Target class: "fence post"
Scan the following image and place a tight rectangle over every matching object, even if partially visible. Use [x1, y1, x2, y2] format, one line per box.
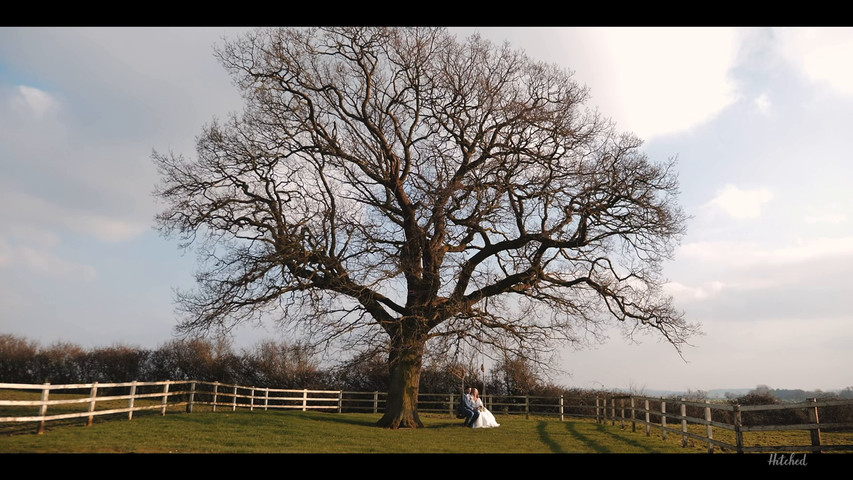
[373, 391, 378, 414]
[610, 397, 616, 426]
[250, 387, 255, 412]
[449, 393, 455, 418]
[232, 385, 238, 412]
[560, 395, 564, 422]
[187, 382, 196, 413]
[595, 397, 600, 423]
[213, 382, 219, 412]
[661, 399, 667, 441]
[525, 395, 530, 419]
[705, 400, 713, 453]
[264, 388, 269, 411]
[644, 398, 650, 436]
[160, 381, 170, 416]
[733, 404, 743, 453]
[337, 391, 343, 414]
[37, 382, 50, 435]
[630, 396, 636, 432]
[87, 382, 99, 427]
[808, 398, 822, 453]
[128, 381, 137, 420]
[680, 398, 687, 448]
[619, 397, 625, 430]
[302, 389, 308, 411]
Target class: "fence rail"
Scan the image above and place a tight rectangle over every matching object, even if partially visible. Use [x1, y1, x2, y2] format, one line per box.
[2, 381, 852, 452]
[597, 395, 853, 453]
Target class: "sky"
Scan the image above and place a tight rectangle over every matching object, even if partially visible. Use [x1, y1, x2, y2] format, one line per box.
[1, 27, 851, 393]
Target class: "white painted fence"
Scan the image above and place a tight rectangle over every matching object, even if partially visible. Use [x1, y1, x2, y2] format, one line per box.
[3, 380, 852, 453]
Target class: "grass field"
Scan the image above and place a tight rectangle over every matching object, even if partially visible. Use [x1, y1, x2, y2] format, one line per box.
[2, 389, 851, 455]
[0, 408, 715, 454]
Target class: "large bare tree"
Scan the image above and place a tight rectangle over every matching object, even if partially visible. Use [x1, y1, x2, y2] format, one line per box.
[153, 27, 696, 428]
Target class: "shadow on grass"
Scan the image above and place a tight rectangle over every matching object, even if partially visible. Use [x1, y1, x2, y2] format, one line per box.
[317, 412, 476, 432]
[295, 411, 379, 428]
[536, 420, 566, 453]
[0, 422, 43, 436]
[1, 408, 172, 437]
[427, 421, 470, 430]
[237, 410, 469, 431]
[564, 421, 611, 453]
[589, 422, 659, 453]
[535, 419, 651, 453]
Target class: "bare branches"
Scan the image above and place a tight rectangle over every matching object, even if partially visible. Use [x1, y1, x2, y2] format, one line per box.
[154, 26, 696, 366]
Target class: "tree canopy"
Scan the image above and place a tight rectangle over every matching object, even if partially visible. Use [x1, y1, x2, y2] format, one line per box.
[154, 27, 696, 428]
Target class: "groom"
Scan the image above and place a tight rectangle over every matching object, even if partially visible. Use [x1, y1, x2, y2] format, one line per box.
[460, 387, 479, 427]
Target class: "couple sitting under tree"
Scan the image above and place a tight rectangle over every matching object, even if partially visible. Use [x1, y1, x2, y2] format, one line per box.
[459, 387, 500, 428]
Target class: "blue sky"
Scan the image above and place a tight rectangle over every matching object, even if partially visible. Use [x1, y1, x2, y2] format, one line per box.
[1, 27, 851, 393]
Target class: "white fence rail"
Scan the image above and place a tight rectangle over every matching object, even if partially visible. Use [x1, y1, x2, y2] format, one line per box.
[0, 380, 591, 427]
[0, 380, 359, 433]
[3, 380, 852, 453]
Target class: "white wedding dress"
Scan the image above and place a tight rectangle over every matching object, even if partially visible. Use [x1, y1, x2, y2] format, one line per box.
[472, 398, 500, 428]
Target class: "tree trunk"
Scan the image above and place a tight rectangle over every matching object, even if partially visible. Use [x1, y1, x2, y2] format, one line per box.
[376, 335, 425, 429]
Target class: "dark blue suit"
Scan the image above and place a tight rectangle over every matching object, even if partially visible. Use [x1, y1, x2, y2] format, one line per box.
[461, 392, 479, 427]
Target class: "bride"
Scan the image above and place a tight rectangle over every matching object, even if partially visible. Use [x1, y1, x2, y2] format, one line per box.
[471, 388, 500, 428]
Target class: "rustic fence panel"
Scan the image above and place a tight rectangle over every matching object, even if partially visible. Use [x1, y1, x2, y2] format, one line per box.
[609, 395, 853, 453]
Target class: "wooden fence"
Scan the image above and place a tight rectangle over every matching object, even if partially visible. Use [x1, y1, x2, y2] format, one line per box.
[2, 380, 851, 453]
[598, 395, 853, 453]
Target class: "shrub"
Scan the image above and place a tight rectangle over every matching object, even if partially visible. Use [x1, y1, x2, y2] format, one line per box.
[0, 334, 38, 383]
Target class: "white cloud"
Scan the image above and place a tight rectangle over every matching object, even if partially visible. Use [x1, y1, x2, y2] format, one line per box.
[773, 236, 853, 263]
[76, 214, 150, 243]
[588, 27, 738, 139]
[678, 236, 853, 269]
[669, 235, 853, 299]
[805, 213, 847, 224]
[0, 237, 97, 283]
[11, 85, 60, 119]
[778, 27, 853, 96]
[754, 93, 772, 114]
[0, 190, 148, 244]
[708, 184, 774, 219]
[449, 27, 739, 141]
[664, 280, 726, 301]
[20, 246, 97, 282]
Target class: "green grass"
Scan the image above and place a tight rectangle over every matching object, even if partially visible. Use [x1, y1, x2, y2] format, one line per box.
[0, 409, 715, 454]
[2, 388, 850, 454]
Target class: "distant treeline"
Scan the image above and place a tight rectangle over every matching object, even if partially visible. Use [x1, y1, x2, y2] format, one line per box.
[681, 386, 853, 426]
[682, 385, 853, 403]
[726, 385, 853, 402]
[2, 333, 850, 415]
[0, 333, 589, 398]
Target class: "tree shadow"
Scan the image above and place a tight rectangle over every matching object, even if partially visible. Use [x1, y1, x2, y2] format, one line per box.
[589, 423, 659, 453]
[429, 421, 470, 430]
[305, 411, 468, 430]
[564, 421, 611, 453]
[536, 420, 566, 453]
[300, 412, 379, 427]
